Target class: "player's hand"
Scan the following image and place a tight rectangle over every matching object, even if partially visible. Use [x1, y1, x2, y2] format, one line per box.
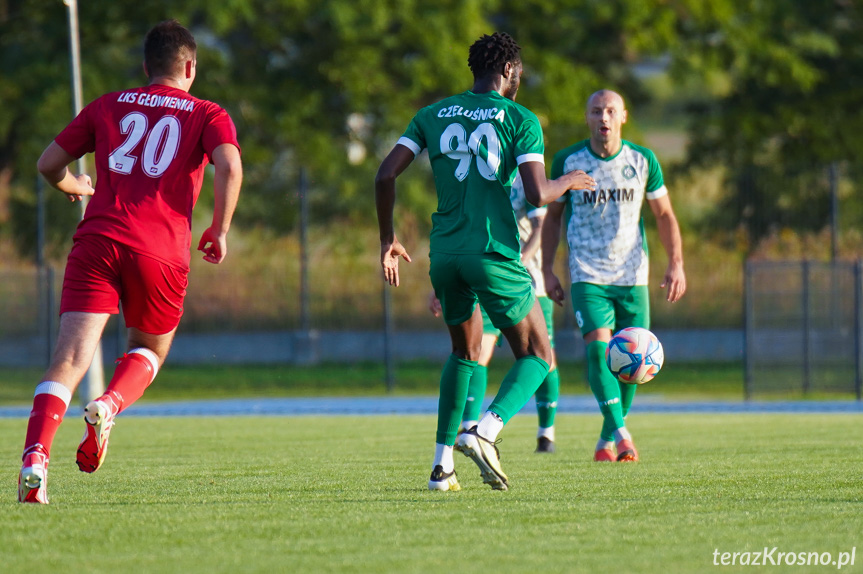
[565, 169, 596, 191]
[197, 226, 228, 264]
[544, 271, 566, 306]
[660, 261, 686, 303]
[428, 292, 442, 317]
[381, 237, 411, 287]
[66, 174, 94, 202]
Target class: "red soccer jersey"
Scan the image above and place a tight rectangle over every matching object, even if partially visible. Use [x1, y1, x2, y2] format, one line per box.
[54, 84, 240, 271]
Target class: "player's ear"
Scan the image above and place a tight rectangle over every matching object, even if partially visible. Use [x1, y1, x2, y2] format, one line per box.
[502, 61, 513, 79]
[184, 59, 195, 80]
[142, 61, 150, 78]
[621, 108, 628, 124]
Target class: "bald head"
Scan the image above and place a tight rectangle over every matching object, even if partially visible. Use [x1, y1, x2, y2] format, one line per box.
[585, 90, 628, 157]
[586, 90, 625, 112]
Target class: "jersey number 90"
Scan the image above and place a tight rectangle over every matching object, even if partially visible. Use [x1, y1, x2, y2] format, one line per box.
[440, 122, 500, 182]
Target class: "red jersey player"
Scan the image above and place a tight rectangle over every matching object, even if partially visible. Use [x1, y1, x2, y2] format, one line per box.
[18, 20, 243, 504]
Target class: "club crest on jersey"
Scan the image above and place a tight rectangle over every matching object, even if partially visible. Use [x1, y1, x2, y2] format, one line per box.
[622, 165, 636, 180]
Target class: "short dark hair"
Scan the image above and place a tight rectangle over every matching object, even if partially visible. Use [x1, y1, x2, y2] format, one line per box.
[144, 20, 197, 78]
[467, 32, 521, 79]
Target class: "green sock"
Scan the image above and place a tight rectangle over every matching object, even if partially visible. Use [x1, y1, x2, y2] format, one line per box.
[587, 341, 625, 441]
[535, 367, 559, 428]
[619, 380, 637, 418]
[488, 355, 550, 424]
[436, 354, 477, 445]
[462, 364, 488, 423]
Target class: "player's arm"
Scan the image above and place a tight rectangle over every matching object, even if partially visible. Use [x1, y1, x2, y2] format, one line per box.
[541, 200, 567, 306]
[648, 194, 686, 303]
[198, 143, 242, 264]
[428, 291, 442, 317]
[374, 144, 415, 287]
[36, 141, 94, 202]
[518, 162, 595, 207]
[520, 210, 545, 265]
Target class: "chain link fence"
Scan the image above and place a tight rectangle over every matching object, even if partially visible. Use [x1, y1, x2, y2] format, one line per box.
[744, 260, 863, 398]
[0, 250, 743, 369]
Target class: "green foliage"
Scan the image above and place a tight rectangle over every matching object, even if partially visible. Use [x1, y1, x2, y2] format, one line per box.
[0, 0, 696, 255]
[2, 0, 863, 259]
[673, 0, 863, 248]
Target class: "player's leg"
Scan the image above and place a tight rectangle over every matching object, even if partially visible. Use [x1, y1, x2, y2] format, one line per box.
[76, 328, 176, 473]
[534, 295, 558, 453]
[428, 253, 480, 491]
[19, 312, 111, 503]
[457, 256, 549, 489]
[610, 286, 651, 461]
[586, 328, 626, 461]
[77, 249, 185, 473]
[572, 283, 629, 462]
[460, 308, 499, 434]
[19, 237, 118, 503]
[490, 301, 551, 426]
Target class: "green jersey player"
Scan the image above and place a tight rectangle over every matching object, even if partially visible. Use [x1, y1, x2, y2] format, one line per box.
[542, 90, 686, 463]
[430, 173, 561, 454]
[375, 32, 594, 491]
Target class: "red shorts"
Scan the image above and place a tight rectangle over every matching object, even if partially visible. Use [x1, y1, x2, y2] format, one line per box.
[60, 236, 188, 335]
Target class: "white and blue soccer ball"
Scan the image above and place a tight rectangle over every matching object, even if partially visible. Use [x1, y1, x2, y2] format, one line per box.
[605, 327, 664, 384]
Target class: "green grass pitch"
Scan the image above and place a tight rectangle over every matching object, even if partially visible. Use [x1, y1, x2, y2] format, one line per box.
[1, 413, 861, 573]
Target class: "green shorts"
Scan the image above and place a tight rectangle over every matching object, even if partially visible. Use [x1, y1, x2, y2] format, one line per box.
[570, 282, 649, 336]
[480, 305, 501, 337]
[480, 295, 554, 347]
[429, 252, 535, 329]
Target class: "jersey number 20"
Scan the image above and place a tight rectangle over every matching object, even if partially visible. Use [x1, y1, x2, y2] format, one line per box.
[109, 112, 181, 178]
[440, 122, 500, 182]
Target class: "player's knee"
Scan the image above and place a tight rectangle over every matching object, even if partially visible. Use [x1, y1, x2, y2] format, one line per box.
[534, 345, 553, 367]
[47, 352, 91, 380]
[526, 333, 552, 365]
[453, 342, 483, 362]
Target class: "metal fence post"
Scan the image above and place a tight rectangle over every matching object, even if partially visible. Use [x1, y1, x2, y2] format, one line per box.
[856, 259, 862, 401]
[743, 259, 752, 400]
[66, 0, 104, 405]
[802, 260, 811, 396]
[293, 168, 319, 364]
[299, 167, 310, 335]
[44, 267, 55, 365]
[383, 284, 395, 393]
[830, 162, 839, 262]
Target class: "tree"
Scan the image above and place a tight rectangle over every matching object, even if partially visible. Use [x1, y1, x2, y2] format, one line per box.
[671, 0, 863, 249]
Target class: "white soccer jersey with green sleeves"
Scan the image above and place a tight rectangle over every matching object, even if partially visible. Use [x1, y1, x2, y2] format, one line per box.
[550, 139, 667, 286]
[509, 174, 547, 296]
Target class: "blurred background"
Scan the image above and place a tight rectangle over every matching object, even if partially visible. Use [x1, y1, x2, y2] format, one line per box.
[1, 0, 862, 397]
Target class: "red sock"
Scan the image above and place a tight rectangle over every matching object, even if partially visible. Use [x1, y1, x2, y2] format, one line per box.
[23, 382, 72, 460]
[102, 350, 158, 415]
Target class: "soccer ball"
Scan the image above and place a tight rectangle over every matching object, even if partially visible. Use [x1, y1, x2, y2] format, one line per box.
[605, 327, 664, 384]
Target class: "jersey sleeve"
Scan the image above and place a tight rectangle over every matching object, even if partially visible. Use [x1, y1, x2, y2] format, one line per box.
[54, 98, 99, 158]
[201, 105, 241, 161]
[513, 112, 544, 165]
[527, 204, 547, 219]
[549, 150, 570, 203]
[397, 112, 426, 156]
[550, 149, 566, 179]
[644, 148, 667, 200]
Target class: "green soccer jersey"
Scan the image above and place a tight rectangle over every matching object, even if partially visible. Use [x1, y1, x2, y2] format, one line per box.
[398, 90, 545, 260]
[551, 139, 667, 286]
